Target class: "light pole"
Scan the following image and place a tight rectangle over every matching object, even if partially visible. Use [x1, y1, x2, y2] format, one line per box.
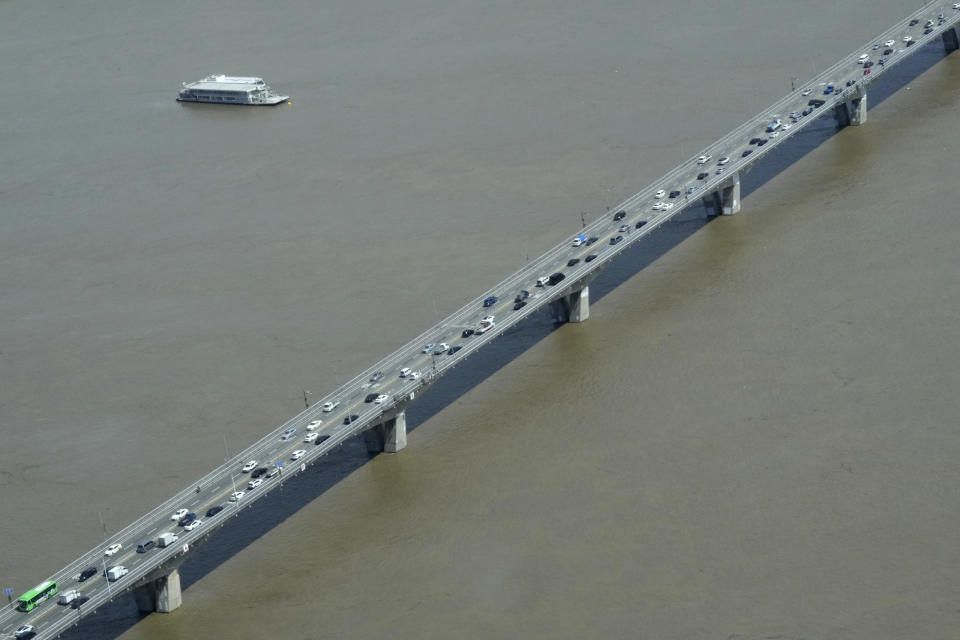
[302, 389, 311, 409]
[580, 212, 587, 228]
[102, 558, 112, 597]
[222, 433, 230, 463]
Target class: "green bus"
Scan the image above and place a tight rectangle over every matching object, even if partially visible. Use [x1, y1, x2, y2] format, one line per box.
[17, 580, 58, 612]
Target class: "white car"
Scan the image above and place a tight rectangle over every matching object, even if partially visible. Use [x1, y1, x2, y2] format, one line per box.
[482, 315, 495, 324]
[717, 156, 730, 165]
[307, 419, 322, 430]
[782, 123, 792, 131]
[15, 625, 35, 639]
[662, 202, 675, 210]
[171, 508, 189, 521]
[374, 394, 390, 404]
[247, 478, 263, 490]
[241, 460, 257, 473]
[885, 39, 896, 46]
[399, 367, 412, 377]
[476, 321, 494, 334]
[802, 89, 812, 96]
[768, 131, 780, 139]
[104, 543, 122, 556]
[651, 202, 665, 211]
[184, 519, 202, 531]
[433, 343, 450, 354]
[321, 401, 339, 412]
[421, 343, 435, 354]
[696, 154, 712, 165]
[954, 3, 960, 10]
[857, 54, 869, 64]
[291, 449, 306, 461]
[229, 491, 245, 502]
[304, 432, 320, 443]
[654, 189, 666, 199]
[903, 35, 913, 43]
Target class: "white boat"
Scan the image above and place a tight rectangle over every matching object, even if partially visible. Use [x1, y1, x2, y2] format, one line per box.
[177, 75, 289, 105]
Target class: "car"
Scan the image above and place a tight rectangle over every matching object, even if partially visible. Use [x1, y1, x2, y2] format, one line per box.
[374, 394, 389, 404]
[315, 434, 331, 446]
[924, 27, 933, 34]
[635, 220, 647, 230]
[885, 39, 895, 47]
[364, 393, 379, 403]
[482, 315, 495, 324]
[171, 508, 189, 521]
[872, 43, 880, 50]
[177, 512, 196, 527]
[662, 202, 674, 210]
[768, 131, 780, 139]
[461, 329, 474, 338]
[475, 320, 495, 334]
[741, 149, 752, 158]
[434, 343, 449, 354]
[909, 18, 919, 25]
[789, 111, 800, 119]
[567, 257, 580, 267]
[697, 172, 708, 180]
[652, 201, 665, 211]
[757, 139, 767, 146]
[369, 371, 384, 383]
[266, 467, 281, 478]
[782, 123, 792, 131]
[399, 367, 412, 377]
[104, 543, 122, 556]
[845, 79, 854, 87]
[609, 235, 623, 245]
[696, 154, 712, 164]
[858, 54, 869, 63]
[618, 224, 629, 233]
[613, 210, 626, 221]
[251, 467, 268, 478]
[229, 491, 245, 502]
[801, 89, 812, 96]
[514, 290, 530, 303]
[304, 432, 320, 443]
[669, 190, 681, 198]
[247, 478, 263, 489]
[654, 189, 666, 199]
[809, 99, 825, 107]
[715, 167, 725, 174]
[717, 156, 730, 165]
[242, 460, 257, 473]
[823, 85, 834, 95]
[280, 427, 297, 440]
[291, 450, 306, 460]
[749, 137, 762, 145]
[864, 68, 871, 75]
[884, 47, 894, 55]
[483, 296, 497, 307]
[584, 253, 598, 262]
[586, 236, 599, 246]
[78, 566, 98, 582]
[802, 107, 813, 116]
[344, 413, 359, 424]
[206, 505, 224, 517]
[321, 400, 339, 412]
[136, 540, 155, 553]
[70, 596, 90, 609]
[15, 625, 35, 639]
[421, 344, 435, 354]
[447, 345, 463, 355]
[954, 3, 960, 10]
[925, 19, 934, 27]
[547, 272, 565, 285]
[184, 520, 202, 531]
[903, 35, 913, 44]
[685, 185, 697, 194]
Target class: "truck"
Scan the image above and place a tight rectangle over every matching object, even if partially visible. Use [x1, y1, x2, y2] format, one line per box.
[572, 234, 587, 247]
[157, 532, 179, 547]
[106, 565, 128, 582]
[765, 119, 782, 132]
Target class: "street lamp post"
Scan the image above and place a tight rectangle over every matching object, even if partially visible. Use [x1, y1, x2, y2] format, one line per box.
[302, 390, 311, 409]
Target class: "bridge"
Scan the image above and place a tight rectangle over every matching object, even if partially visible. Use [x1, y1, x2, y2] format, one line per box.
[4, 2, 959, 638]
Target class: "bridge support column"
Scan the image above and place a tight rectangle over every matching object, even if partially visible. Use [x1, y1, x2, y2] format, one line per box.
[834, 93, 867, 126]
[364, 410, 407, 453]
[943, 27, 960, 52]
[133, 568, 182, 613]
[720, 171, 741, 215]
[550, 284, 590, 323]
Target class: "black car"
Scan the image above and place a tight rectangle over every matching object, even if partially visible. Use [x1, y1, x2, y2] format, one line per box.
[514, 290, 529, 303]
[741, 149, 752, 158]
[924, 27, 933, 34]
[749, 137, 762, 145]
[863, 61, 873, 68]
[548, 272, 566, 285]
[315, 434, 331, 445]
[609, 235, 623, 245]
[669, 190, 681, 198]
[586, 236, 599, 246]
[756, 139, 767, 146]
[635, 220, 647, 230]
[513, 300, 527, 311]
[369, 371, 383, 383]
[344, 413, 359, 425]
[584, 254, 598, 262]
[206, 505, 224, 517]
[364, 393, 379, 403]
[613, 210, 626, 221]
[447, 345, 463, 355]
[802, 107, 813, 116]
[909, 18, 919, 25]
[70, 597, 90, 609]
[697, 172, 709, 180]
[808, 99, 824, 107]
[177, 513, 196, 527]
[883, 48, 893, 55]
[461, 328, 474, 338]
[845, 79, 854, 87]
[567, 258, 580, 267]
[78, 566, 97, 583]
[251, 467, 268, 478]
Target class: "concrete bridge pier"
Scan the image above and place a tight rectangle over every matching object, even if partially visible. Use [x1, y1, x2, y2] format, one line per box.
[702, 171, 741, 215]
[943, 27, 960, 52]
[364, 409, 407, 453]
[550, 282, 592, 323]
[133, 567, 182, 613]
[834, 93, 867, 126]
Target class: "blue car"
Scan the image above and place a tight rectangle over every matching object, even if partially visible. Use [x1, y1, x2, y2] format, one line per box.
[824, 85, 834, 95]
[483, 296, 497, 307]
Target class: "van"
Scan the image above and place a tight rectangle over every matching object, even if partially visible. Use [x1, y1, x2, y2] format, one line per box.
[157, 532, 178, 547]
[536, 276, 549, 287]
[399, 367, 412, 378]
[136, 539, 156, 553]
[548, 272, 565, 285]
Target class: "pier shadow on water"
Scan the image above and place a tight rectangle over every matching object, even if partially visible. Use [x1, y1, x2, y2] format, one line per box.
[58, 36, 953, 640]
